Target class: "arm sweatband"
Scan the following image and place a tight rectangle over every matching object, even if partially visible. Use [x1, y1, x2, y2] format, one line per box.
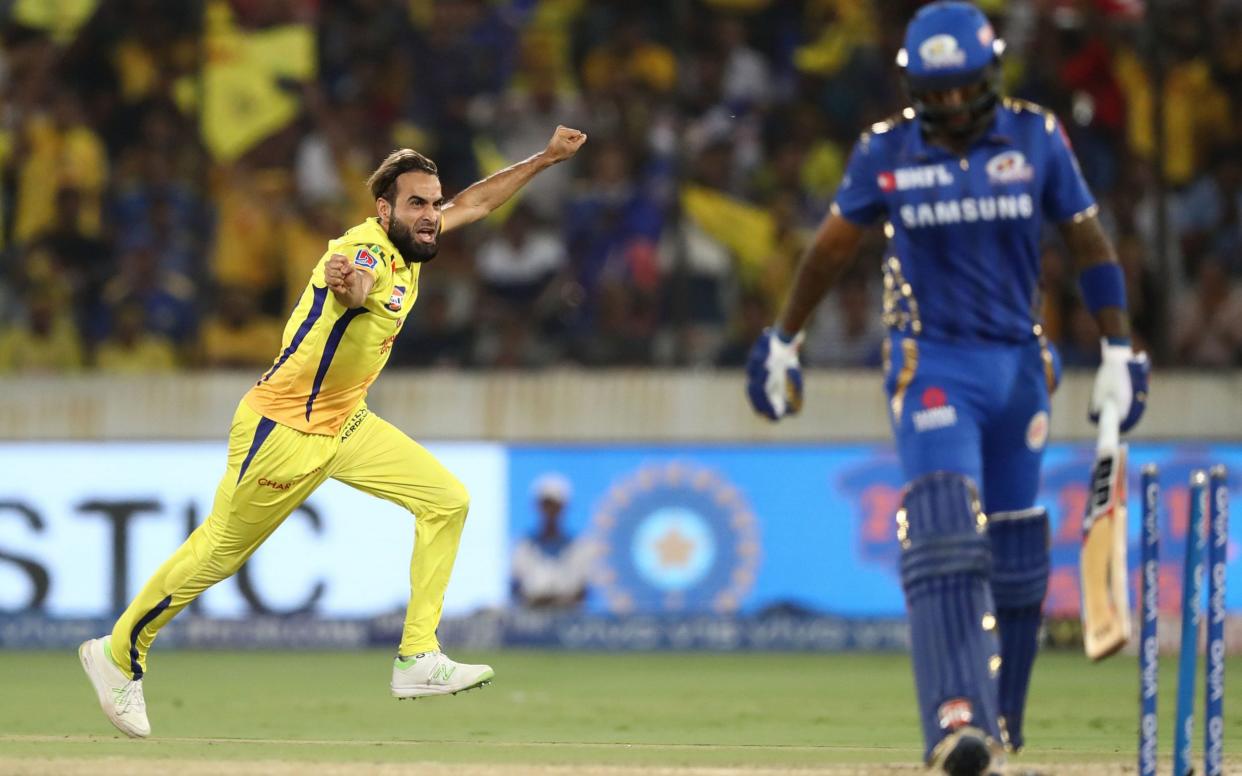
[1078, 262, 1127, 316]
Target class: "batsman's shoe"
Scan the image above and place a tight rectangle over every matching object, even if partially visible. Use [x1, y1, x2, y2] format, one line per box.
[78, 636, 150, 738]
[930, 726, 992, 776]
[390, 651, 494, 699]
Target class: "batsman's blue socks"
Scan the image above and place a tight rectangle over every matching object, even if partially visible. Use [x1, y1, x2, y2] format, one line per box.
[987, 507, 1049, 751]
[899, 472, 1002, 761]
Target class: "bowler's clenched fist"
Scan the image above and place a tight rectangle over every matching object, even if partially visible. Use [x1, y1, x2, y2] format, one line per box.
[544, 126, 587, 163]
[325, 253, 355, 296]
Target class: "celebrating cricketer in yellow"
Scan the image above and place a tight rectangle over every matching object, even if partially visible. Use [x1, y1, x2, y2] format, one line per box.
[79, 126, 588, 738]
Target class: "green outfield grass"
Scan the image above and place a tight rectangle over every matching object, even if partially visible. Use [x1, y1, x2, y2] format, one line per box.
[1, 649, 1238, 774]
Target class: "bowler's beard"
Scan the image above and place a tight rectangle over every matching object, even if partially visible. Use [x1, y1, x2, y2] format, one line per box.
[387, 217, 439, 264]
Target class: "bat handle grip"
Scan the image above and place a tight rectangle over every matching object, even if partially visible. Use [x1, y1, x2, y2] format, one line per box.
[1098, 399, 1120, 450]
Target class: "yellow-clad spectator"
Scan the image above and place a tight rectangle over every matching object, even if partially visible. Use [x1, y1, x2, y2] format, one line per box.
[794, 0, 879, 77]
[0, 127, 11, 251]
[0, 290, 83, 374]
[13, 92, 108, 242]
[112, 26, 197, 103]
[112, 37, 161, 103]
[11, 0, 98, 44]
[95, 301, 177, 373]
[302, 92, 391, 226]
[207, 166, 288, 293]
[200, 285, 284, 369]
[508, 0, 586, 95]
[1114, 24, 1233, 186]
[280, 202, 344, 313]
[801, 140, 846, 202]
[581, 20, 676, 95]
[754, 191, 809, 317]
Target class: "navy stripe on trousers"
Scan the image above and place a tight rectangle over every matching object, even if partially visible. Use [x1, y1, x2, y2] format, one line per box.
[128, 594, 172, 679]
[237, 416, 277, 484]
[305, 308, 367, 420]
[259, 286, 328, 384]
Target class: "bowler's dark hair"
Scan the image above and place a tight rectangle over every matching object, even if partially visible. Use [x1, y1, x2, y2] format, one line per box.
[367, 149, 439, 204]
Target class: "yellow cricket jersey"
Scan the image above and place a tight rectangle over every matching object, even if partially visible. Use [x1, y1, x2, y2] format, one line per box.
[245, 218, 419, 435]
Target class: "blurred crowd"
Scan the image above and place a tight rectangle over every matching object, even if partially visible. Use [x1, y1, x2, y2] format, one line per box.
[0, 0, 1239, 374]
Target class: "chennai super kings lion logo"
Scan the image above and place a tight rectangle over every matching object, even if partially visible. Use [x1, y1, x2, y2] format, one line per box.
[590, 462, 761, 614]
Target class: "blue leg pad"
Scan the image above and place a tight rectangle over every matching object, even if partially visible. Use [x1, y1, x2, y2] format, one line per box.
[987, 507, 1049, 751]
[899, 472, 1001, 761]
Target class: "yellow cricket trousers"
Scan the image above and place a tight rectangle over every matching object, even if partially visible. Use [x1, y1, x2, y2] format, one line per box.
[108, 400, 470, 678]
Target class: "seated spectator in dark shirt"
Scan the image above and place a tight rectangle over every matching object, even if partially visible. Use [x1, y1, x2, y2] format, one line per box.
[390, 288, 475, 368]
[99, 246, 198, 347]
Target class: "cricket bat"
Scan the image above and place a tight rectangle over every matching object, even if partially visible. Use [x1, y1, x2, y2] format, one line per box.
[1080, 399, 1130, 661]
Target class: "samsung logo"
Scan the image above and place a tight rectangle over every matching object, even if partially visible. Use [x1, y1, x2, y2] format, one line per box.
[899, 194, 1034, 228]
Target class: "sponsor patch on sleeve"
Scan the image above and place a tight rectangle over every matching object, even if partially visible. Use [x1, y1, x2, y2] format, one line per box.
[353, 247, 379, 270]
[386, 285, 406, 312]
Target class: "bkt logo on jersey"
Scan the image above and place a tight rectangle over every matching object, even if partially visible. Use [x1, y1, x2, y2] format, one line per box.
[353, 248, 379, 270]
[878, 164, 953, 192]
[386, 285, 406, 312]
[986, 151, 1034, 184]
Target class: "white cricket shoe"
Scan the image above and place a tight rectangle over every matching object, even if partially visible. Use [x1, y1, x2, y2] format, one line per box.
[78, 636, 150, 738]
[390, 651, 494, 699]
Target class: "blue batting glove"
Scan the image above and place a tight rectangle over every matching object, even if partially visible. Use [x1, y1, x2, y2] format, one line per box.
[1088, 339, 1150, 433]
[746, 327, 805, 421]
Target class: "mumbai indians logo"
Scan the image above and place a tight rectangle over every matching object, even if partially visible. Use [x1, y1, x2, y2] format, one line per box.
[918, 34, 966, 69]
[590, 462, 760, 614]
[986, 151, 1034, 184]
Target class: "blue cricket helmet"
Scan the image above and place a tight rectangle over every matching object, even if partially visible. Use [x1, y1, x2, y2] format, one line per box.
[896, 1, 1006, 135]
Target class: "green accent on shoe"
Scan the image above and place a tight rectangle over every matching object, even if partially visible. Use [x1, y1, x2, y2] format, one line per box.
[429, 663, 457, 682]
[394, 656, 417, 669]
[100, 635, 132, 677]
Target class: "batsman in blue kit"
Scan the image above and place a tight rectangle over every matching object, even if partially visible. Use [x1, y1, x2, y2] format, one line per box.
[746, 3, 1150, 775]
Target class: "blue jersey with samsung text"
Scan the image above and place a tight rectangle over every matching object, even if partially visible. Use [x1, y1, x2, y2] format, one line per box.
[833, 99, 1094, 344]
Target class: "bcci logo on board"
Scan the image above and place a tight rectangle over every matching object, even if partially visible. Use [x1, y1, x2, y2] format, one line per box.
[590, 462, 760, 614]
